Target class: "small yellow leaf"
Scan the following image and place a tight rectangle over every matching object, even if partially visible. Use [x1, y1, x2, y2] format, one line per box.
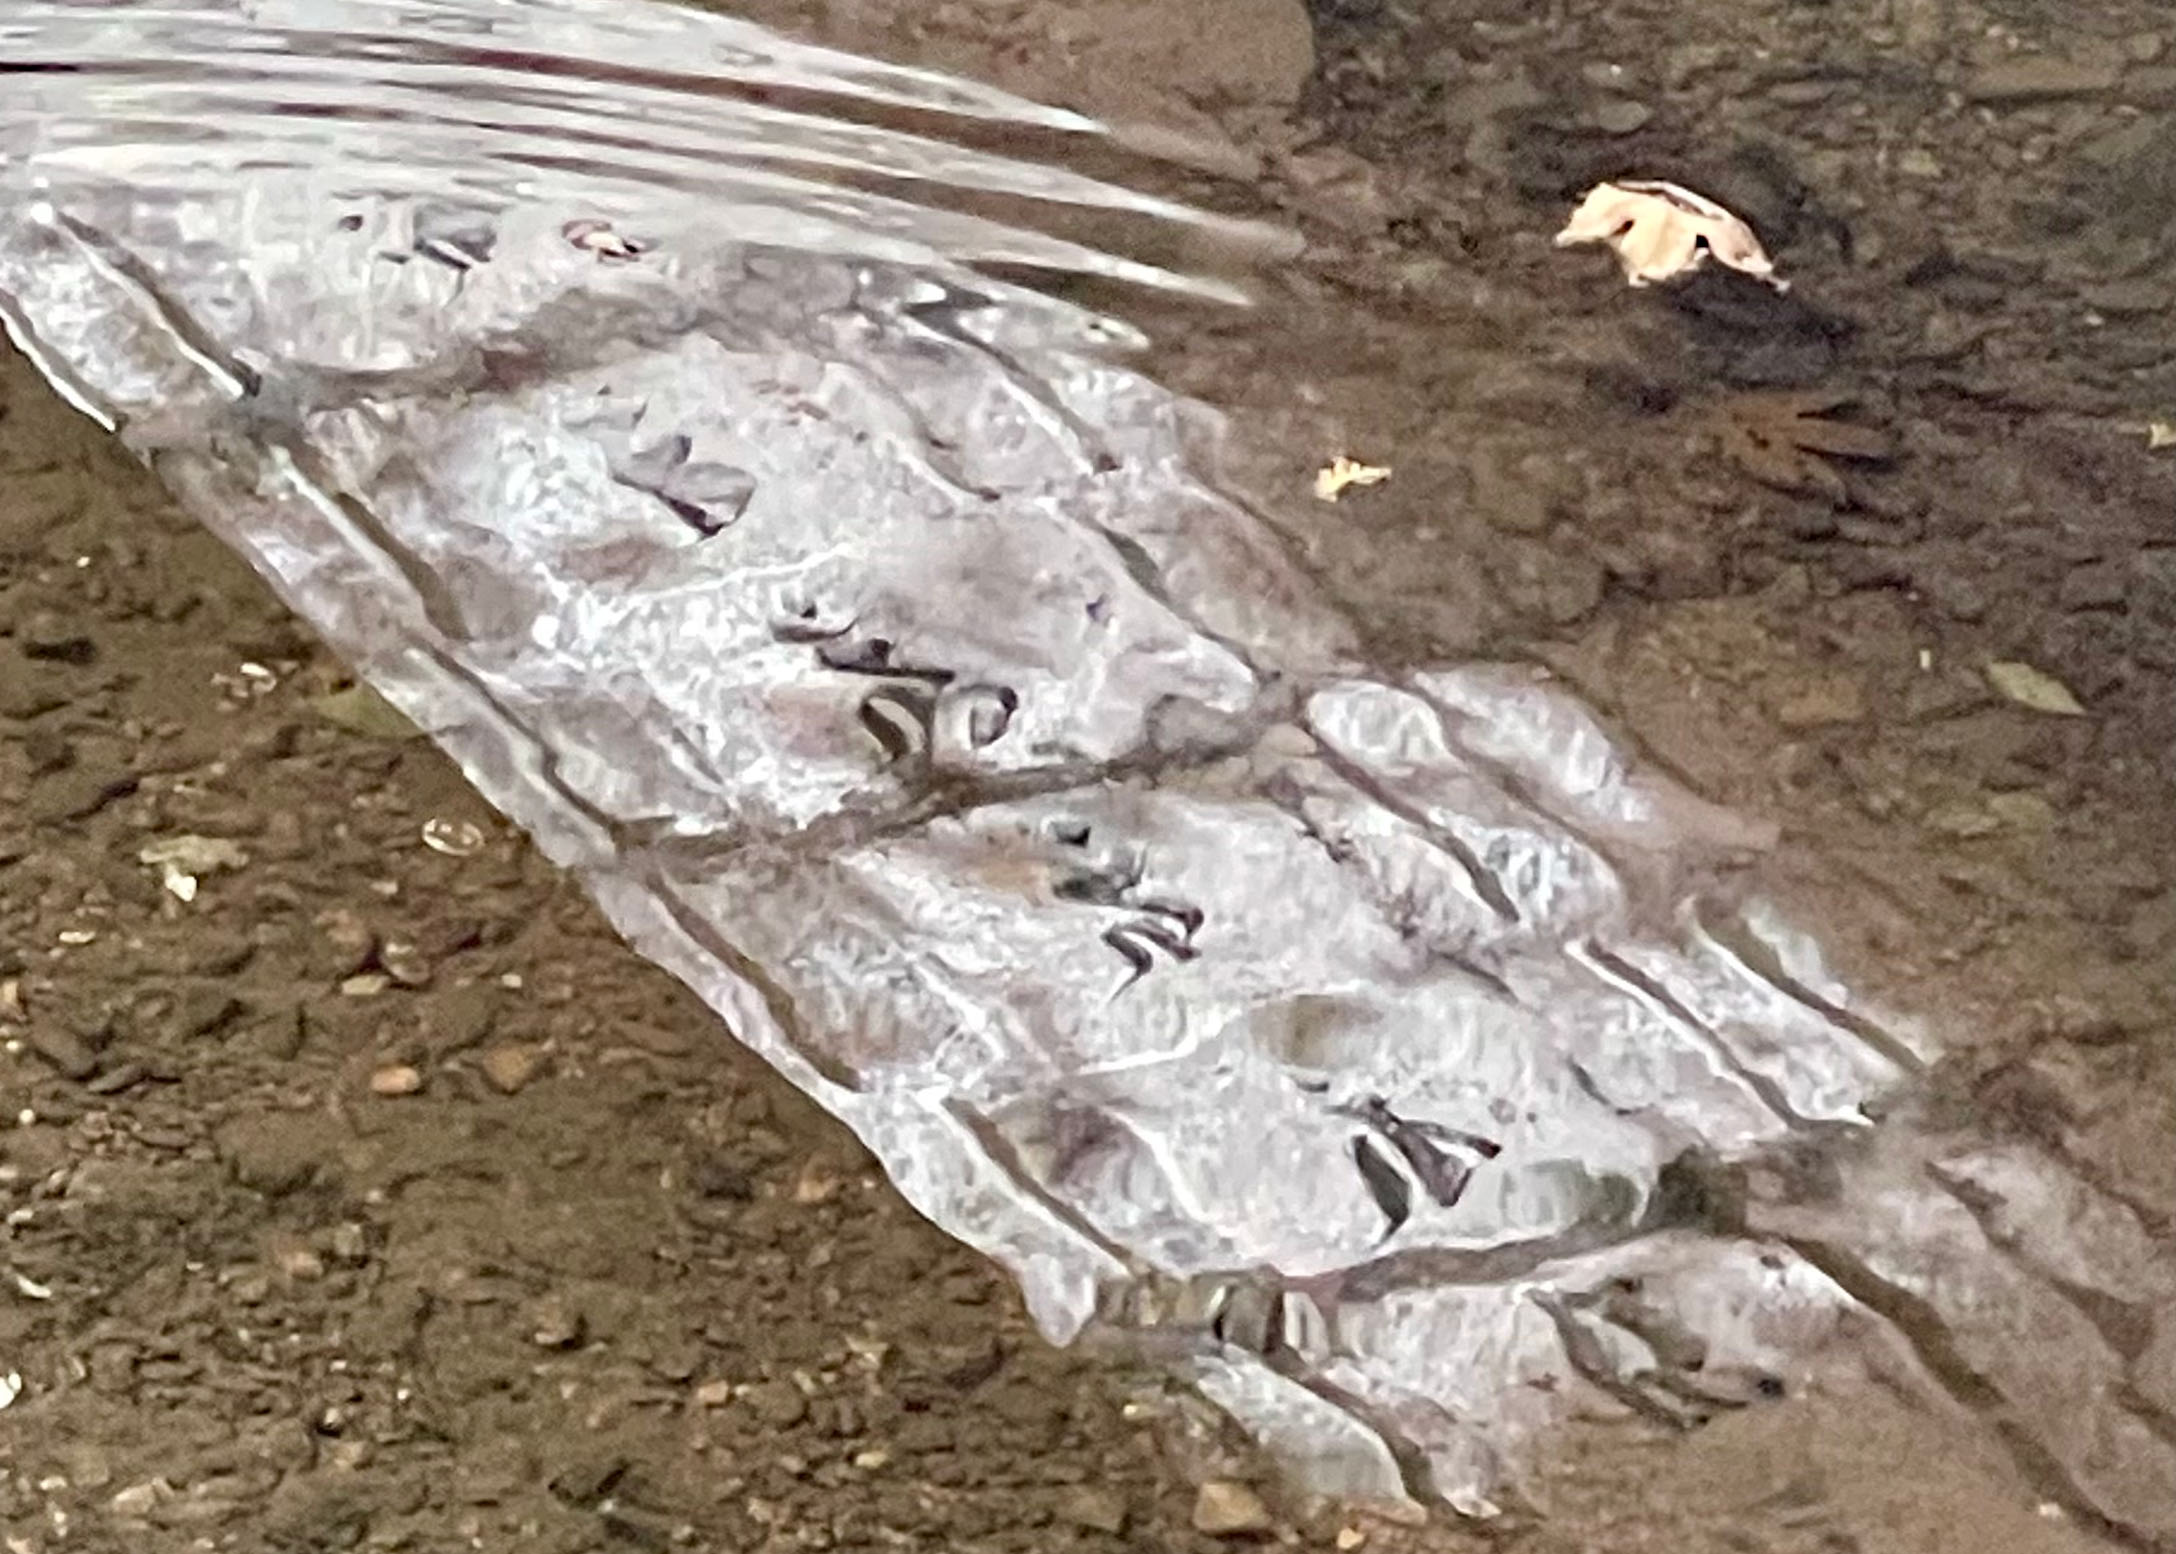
[2148, 420, 2176, 450]
[1987, 660, 2085, 717]
[1314, 455, 1392, 502]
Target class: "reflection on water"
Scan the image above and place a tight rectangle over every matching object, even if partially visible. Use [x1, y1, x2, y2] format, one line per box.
[4, 0, 2174, 1536]
[1, 0, 1280, 302]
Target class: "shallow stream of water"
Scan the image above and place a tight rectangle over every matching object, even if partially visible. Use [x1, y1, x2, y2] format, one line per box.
[4, 0, 2175, 1541]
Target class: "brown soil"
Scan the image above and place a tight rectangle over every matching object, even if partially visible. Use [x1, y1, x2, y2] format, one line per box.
[6, 0, 2176, 1550]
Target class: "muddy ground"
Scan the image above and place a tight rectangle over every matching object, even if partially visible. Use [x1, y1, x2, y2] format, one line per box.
[6, 0, 2176, 1549]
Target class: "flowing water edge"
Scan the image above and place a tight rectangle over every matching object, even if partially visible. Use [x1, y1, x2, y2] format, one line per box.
[4, 0, 2175, 1540]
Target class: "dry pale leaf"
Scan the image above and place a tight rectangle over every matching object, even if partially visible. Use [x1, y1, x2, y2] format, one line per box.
[1555, 180, 1785, 290]
[1986, 660, 2086, 717]
[1314, 455, 1392, 502]
[2148, 420, 2176, 450]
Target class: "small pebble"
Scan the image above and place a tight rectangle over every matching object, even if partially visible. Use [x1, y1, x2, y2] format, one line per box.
[314, 909, 378, 981]
[479, 1042, 544, 1094]
[27, 1027, 99, 1082]
[1191, 1480, 1273, 1537]
[329, 1223, 371, 1264]
[110, 1481, 167, 1518]
[426, 985, 498, 1054]
[792, 1158, 843, 1205]
[20, 611, 97, 663]
[1927, 802, 2001, 840]
[276, 1247, 326, 1281]
[1058, 1486, 1130, 1534]
[745, 1378, 809, 1429]
[649, 1342, 701, 1383]
[1589, 98, 1654, 134]
[1773, 676, 1866, 729]
[368, 1064, 423, 1097]
[85, 1062, 146, 1096]
[528, 1296, 586, 1349]
[1964, 57, 2120, 103]
[21, 729, 73, 776]
[166, 987, 244, 1041]
[380, 940, 433, 989]
[1989, 792, 2058, 831]
[694, 1379, 736, 1408]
